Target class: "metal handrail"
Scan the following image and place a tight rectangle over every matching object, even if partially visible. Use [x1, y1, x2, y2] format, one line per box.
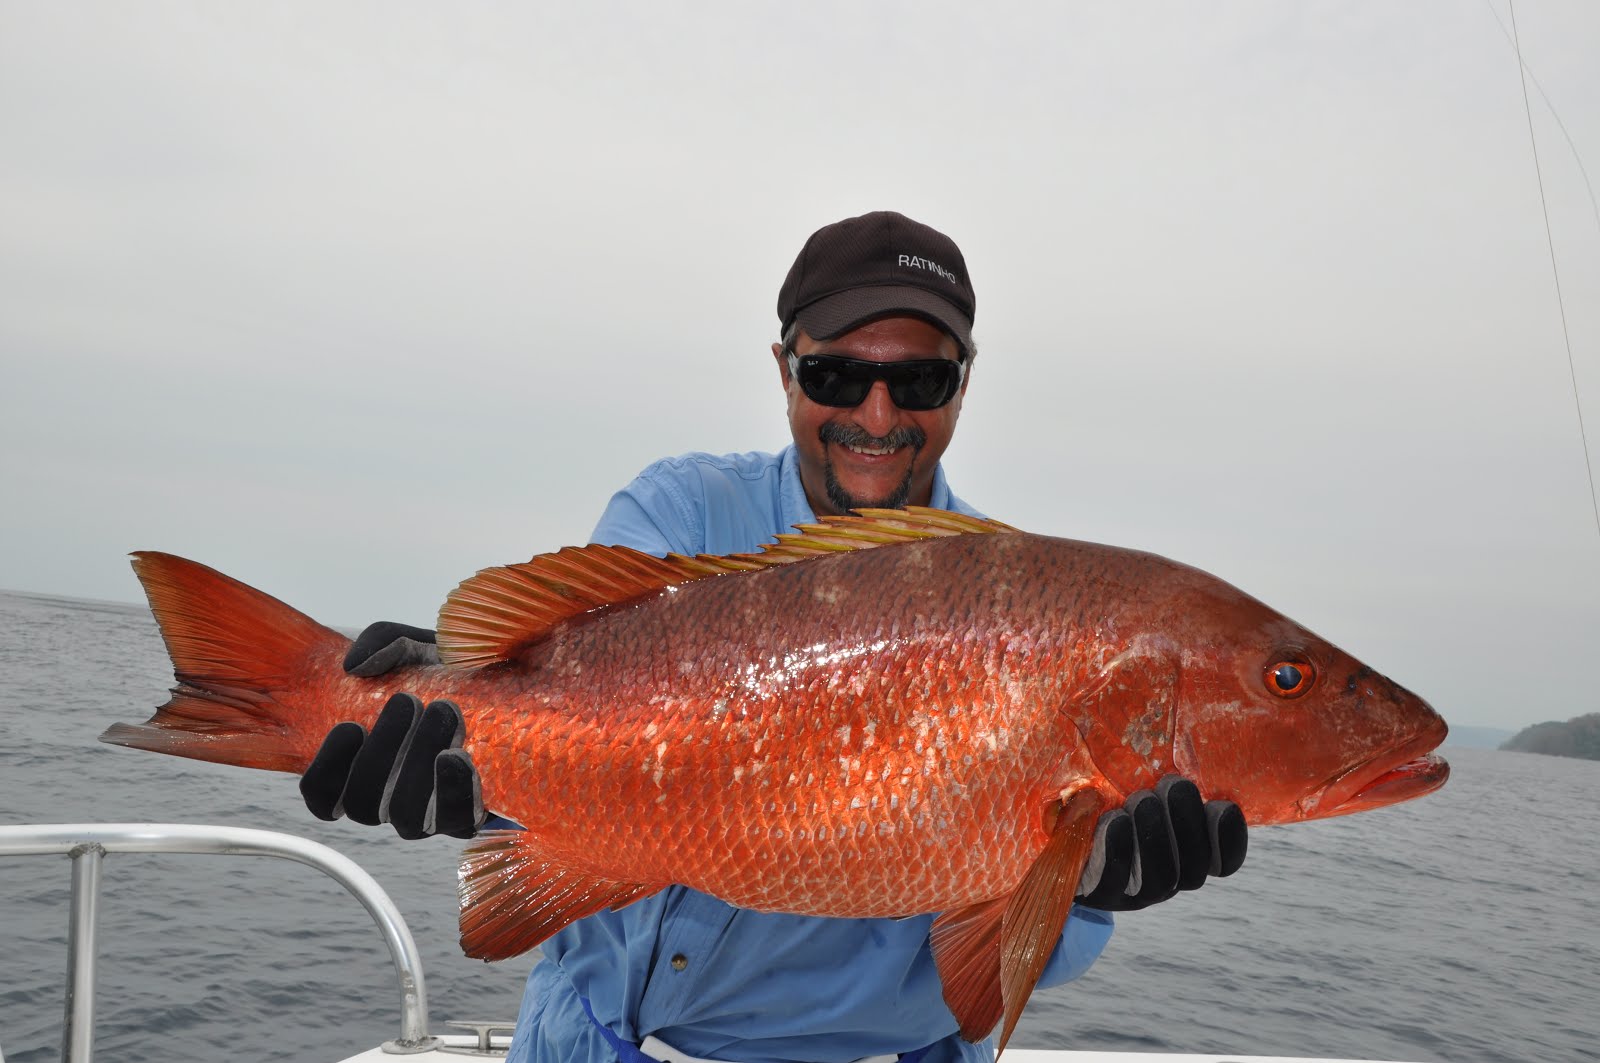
[0, 823, 441, 1061]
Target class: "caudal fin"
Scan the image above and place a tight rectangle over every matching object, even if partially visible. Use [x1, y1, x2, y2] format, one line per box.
[100, 551, 351, 773]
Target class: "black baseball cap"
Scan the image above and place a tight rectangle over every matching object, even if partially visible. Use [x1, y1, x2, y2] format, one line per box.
[777, 211, 975, 356]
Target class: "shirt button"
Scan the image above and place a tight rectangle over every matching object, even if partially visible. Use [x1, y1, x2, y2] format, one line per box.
[670, 954, 688, 971]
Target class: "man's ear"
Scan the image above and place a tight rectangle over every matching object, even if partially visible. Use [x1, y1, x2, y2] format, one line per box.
[772, 342, 790, 389]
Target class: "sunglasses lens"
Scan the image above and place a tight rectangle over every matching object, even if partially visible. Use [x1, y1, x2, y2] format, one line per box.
[798, 359, 872, 407]
[794, 354, 961, 410]
[887, 362, 959, 410]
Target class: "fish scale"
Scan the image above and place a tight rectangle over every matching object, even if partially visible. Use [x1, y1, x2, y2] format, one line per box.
[455, 538, 1079, 915]
[102, 508, 1448, 1051]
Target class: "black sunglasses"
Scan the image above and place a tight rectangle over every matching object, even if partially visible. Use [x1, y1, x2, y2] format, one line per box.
[785, 351, 967, 411]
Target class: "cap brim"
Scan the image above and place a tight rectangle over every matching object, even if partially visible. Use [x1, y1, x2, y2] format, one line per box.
[794, 285, 973, 354]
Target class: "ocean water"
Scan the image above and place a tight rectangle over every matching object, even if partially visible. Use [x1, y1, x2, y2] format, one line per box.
[0, 589, 1594, 1063]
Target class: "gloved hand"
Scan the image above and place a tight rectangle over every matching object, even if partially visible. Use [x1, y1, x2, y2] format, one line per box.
[342, 621, 441, 677]
[300, 692, 485, 840]
[344, 617, 441, 675]
[1075, 775, 1246, 911]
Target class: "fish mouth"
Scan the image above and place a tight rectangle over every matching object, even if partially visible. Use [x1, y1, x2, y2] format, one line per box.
[1303, 725, 1451, 818]
[1327, 752, 1450, 816]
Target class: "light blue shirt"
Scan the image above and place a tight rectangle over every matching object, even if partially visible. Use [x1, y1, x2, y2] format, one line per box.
[504, 445, 1114, 1063]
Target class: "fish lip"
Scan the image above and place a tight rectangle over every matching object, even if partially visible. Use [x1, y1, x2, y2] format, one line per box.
[1300, 728, 1450, 818]
[1334, 752, 1450, 814]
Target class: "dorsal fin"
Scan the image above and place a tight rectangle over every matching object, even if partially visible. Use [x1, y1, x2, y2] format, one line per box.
[435, 543, 765, 667]
[435, 507, 1016, 668]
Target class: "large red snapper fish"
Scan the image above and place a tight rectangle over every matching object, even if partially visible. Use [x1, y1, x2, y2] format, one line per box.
[103, 508, 1448, 1051]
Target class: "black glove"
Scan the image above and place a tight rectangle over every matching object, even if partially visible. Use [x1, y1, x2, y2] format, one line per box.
[300, 693, 485, 840]
[343, 621, 441, 677]
[1075, 775, 1246, 911]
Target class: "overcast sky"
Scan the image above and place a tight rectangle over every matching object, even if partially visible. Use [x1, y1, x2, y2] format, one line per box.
[2, 2, 1596, 732]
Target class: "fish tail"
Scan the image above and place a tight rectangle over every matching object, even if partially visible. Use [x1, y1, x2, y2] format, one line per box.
[100, 551, 353, 773]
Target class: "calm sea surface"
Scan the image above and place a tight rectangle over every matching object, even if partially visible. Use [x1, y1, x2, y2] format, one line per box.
[0, 589, 1594, 1062]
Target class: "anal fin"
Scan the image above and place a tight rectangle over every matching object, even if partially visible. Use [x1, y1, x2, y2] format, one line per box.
[458, 831, 663, 960]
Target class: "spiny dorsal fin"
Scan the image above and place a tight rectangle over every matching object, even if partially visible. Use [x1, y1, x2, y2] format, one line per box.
[436, 507, 1016, 668]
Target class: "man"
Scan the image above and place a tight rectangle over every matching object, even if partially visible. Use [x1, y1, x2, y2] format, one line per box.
[303, 211, 1247, 1063]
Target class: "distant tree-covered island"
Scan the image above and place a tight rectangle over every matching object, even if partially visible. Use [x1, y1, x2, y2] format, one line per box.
[1500, 713, 1600, 760]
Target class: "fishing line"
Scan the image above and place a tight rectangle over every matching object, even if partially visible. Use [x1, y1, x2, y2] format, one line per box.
[1483, 0, 1600, 239]
[1503, 0, 1600, 541]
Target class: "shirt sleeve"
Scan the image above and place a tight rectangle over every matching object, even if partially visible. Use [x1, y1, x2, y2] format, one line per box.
[589, 461, 705, 556]
[1039, 904, 1114, 987]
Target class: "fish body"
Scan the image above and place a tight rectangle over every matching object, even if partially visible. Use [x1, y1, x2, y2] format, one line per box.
[105, 509, 1448, 1047]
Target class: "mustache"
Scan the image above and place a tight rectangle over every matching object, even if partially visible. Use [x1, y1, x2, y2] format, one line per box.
[818, 423, 927, 451]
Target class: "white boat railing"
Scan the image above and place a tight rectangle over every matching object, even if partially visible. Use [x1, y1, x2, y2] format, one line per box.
[0, 823, 442, 1061]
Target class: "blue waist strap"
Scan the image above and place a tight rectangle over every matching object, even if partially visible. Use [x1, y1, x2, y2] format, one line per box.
[580, 994, 662, 1063]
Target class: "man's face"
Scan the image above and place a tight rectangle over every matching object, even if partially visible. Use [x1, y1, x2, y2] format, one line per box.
[772, 315, 968, 518]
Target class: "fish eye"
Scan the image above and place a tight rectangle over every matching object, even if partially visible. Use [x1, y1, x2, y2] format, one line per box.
[1265, 659, 1315, 699]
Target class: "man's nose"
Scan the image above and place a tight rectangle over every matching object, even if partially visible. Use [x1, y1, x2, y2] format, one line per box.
[852, 380, 898, 435]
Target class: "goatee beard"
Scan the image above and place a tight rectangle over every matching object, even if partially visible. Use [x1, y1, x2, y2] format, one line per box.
[819, 423, 926, 514]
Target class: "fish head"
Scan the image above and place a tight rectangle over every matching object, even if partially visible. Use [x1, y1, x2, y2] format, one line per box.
[1155, 572, 1449, 827]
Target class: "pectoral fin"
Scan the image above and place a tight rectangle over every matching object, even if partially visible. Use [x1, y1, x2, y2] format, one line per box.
[930, 788, 1107, 1052]
[995, 787, 1107, 1053]
[929, 895, 1007, 1041]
